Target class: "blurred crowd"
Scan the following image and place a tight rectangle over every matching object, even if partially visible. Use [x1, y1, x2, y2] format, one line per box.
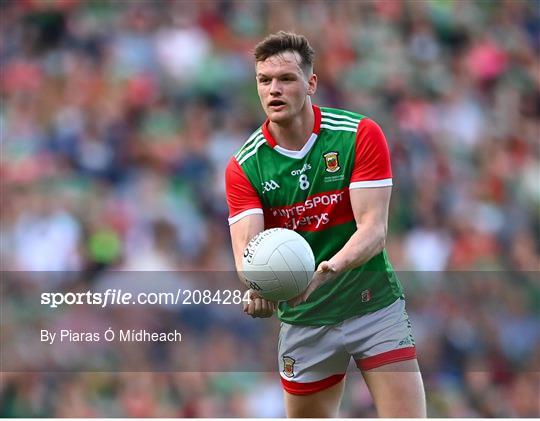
[1, 0, 539, 417]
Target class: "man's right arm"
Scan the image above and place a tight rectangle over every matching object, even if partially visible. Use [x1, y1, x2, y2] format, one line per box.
[230, 213, 265, 276]
[225, 157, 275, 318]
[229, 214, 275, 318]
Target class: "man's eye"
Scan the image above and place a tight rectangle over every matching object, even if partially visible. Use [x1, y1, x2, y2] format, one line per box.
[259, 79, 270, 84]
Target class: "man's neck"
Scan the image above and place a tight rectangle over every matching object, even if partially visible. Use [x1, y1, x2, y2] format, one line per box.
[268, 101, 314, 151]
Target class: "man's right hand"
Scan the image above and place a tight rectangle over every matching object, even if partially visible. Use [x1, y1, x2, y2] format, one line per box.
[243, 289, 276, 318]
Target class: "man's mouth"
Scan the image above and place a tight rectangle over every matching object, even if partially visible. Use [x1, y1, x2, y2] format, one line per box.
[268, 100, 286, 108]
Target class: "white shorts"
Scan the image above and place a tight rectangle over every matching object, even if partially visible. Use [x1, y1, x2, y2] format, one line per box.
[278, 298, 416, 395]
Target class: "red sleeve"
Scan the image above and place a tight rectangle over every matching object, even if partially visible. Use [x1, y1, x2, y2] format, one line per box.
[350, 118, 393, 188]
[225, 157, 263, 224]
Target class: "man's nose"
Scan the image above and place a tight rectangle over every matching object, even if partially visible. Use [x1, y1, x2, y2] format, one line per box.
[269, 79, 282, 95]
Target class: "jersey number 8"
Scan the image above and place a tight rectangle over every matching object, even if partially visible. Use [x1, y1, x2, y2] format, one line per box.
[298, 174, 310, 191]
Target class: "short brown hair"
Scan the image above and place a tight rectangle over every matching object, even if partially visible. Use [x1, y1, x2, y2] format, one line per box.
[254, 31, 315, 74]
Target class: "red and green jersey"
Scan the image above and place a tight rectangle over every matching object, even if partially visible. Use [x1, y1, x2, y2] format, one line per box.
[225, 105, 403, 326]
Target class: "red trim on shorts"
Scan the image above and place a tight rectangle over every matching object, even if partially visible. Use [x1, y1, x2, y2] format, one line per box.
[280, 373, 345, 396]
[356, 347, 417, 371]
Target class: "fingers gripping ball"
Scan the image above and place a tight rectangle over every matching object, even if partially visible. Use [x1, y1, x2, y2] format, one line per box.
[242, 228, 315, 302]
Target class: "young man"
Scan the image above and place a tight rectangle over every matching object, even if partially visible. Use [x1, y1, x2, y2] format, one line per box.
[225, 31, 426, 418]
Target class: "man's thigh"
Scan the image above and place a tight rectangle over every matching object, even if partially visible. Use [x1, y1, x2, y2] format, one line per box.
[345, 298, 418, 371]
[341, 298, 425, 417]
[362, 358, 426, 417]
[278, 321, 349, 414]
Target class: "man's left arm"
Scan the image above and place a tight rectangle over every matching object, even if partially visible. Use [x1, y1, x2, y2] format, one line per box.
[328, 186, 391, 272]
[289, 117, 393, 306]
[288, 186, 391, 306]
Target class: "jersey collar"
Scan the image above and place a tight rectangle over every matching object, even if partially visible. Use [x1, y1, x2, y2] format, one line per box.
[262, 104, 321, 150]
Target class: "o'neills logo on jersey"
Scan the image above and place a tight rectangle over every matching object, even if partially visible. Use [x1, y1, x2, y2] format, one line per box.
[290, 163, 311, 176]
[323, 151, 340, 173]
[264, 188, 354, 232]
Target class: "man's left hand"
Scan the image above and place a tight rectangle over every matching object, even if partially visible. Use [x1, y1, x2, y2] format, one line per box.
[287, 261, 338, 307]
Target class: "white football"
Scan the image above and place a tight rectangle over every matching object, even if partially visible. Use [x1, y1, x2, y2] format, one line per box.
[242, 228, 315, 302]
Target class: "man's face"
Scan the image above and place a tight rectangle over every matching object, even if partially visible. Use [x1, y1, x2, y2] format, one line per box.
[255, 51, 317, 124]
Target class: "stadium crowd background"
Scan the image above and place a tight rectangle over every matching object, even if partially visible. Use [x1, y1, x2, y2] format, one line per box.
[1, 0, 539, 417]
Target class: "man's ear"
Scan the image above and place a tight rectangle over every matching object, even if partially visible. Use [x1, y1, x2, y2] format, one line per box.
[307, 73, 317, 96]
